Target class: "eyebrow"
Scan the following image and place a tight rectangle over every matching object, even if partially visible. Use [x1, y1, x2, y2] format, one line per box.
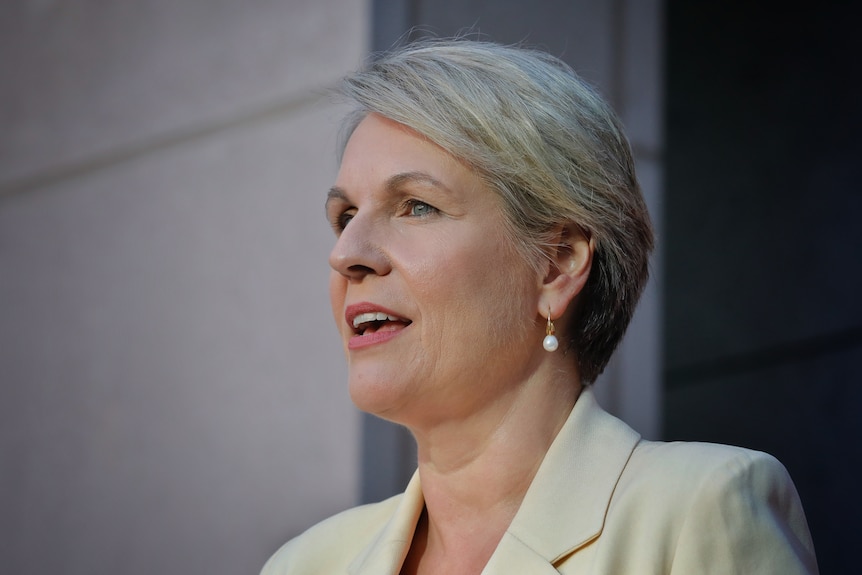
[386, 171, 452, 195]
[326, 171, 454, 207]
[326, 186, 347, 204]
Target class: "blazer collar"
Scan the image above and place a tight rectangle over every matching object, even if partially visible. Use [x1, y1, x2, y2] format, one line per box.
[487, 386, 641, 567]
[349, 387, 641, 574]
[348, 470, 425, 574]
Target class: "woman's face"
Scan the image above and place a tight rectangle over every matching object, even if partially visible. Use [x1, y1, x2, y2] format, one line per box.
[327, 114, 543, 428]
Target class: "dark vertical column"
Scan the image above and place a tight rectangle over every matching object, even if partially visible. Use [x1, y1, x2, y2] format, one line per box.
[371, 0, 420, 52]
[664, 3, 862, 573]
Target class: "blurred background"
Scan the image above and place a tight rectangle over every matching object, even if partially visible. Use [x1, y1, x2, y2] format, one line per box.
[1, 1, 858, 574]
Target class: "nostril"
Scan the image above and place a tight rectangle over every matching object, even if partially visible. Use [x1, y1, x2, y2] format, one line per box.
[346, 264, 375, 277]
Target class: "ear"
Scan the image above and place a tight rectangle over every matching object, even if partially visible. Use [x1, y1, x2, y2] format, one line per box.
[538, 224, 594, 320]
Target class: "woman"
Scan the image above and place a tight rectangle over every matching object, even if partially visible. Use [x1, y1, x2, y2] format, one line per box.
[262, 39, 818, 574]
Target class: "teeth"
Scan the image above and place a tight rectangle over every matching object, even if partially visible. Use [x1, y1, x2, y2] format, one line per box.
[352, 312, 401, 328]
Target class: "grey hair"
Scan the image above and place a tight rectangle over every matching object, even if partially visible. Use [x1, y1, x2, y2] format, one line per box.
[336, 39, 654, 384]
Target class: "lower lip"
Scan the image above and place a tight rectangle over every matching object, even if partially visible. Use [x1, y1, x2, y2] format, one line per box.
[347, 325, 408, 350]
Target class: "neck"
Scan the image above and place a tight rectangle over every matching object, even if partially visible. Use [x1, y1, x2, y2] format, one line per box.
[404, 366, 582, 574]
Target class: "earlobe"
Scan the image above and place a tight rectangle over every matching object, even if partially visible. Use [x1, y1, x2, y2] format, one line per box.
[539, 224, 594, 319]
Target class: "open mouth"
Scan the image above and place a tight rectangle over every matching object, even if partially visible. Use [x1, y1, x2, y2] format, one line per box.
[351, 311, 412, 336]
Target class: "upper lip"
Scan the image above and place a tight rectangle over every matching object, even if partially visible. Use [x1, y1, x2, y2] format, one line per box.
[345, 302, 412, 334]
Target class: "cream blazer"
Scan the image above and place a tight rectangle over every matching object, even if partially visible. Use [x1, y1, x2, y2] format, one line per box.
[261, 388, 818, 574]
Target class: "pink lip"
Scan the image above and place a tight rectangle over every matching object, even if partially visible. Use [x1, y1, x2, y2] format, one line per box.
[344, 302, 411, 350]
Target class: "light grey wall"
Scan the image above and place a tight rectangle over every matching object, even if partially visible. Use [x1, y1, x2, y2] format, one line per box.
[0, 1, 367, 573]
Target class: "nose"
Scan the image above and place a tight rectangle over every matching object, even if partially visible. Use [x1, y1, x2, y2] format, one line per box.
[328, 212, 392, 280]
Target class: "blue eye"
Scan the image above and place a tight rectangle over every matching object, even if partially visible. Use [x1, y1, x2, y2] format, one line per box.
[409, 201, 436, 217]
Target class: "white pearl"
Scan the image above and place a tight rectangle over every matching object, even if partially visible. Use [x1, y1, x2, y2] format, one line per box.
[543, 334, 559, 352]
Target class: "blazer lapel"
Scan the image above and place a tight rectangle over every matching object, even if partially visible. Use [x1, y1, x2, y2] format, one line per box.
[482, 531, 570, 574]
[349, 472, 425, 575]
[485, 387, 641, 570]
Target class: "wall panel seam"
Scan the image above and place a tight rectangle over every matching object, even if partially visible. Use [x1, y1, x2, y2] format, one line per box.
[0, 86, 337, 200]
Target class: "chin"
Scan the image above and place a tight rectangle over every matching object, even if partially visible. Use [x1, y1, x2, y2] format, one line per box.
[347, 374, 408, 420]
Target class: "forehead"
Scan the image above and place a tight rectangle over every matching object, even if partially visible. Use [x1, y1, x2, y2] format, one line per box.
[337, 114, 469, 185]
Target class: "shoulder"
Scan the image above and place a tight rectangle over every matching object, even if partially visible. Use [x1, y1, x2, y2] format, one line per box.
[626, 440, 809, 516]
[607, 440, 818, 573]
[617, 440, 810, 533]
[609, 440, 793, 525]
[625, 439, 792, 492]
[260, 494, 402, 575]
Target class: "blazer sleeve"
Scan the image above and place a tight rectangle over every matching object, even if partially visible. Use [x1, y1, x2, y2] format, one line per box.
[668, 449, 818, 574]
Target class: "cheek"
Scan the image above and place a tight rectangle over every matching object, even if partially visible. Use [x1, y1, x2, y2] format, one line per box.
[329, 271, 346, 327]
[430, 242, 535, 343]
[475, 243, 539, 340]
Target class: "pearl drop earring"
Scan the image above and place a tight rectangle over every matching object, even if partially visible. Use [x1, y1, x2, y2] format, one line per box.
[543, 309, 559, 352]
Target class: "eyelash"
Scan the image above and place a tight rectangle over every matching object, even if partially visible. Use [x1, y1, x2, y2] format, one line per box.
[332, 211, 354, 233]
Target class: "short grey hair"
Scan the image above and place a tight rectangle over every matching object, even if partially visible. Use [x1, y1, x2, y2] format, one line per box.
[336, 39, 654, 384]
